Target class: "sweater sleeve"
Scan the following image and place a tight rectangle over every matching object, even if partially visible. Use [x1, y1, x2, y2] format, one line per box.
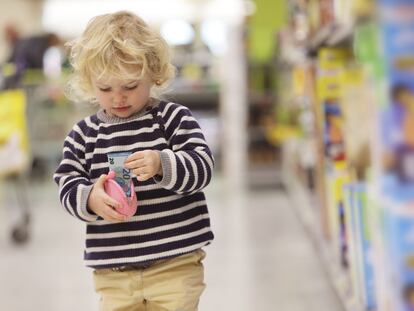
[154, 103, 214, 194]
[53, 125, 98, 222]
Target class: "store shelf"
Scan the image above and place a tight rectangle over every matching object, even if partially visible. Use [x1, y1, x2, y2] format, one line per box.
[308, 24, 335, 51]
[326, 23, 354, 46]
[306, 22, 354, 56]
[283, 167, 364, 311]
[277, 4, 381, 309]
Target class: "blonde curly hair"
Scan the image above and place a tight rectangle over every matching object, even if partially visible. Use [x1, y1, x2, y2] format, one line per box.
[65, 11, 175, 103]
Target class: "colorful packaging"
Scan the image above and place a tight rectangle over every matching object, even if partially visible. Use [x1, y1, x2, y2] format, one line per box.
[378, 0, 414, 187]
[374, 3, 414, 310]
[343, 183, 363, 303]
[383, 193, 414, 311]
[0, 90, 29, 176]
[326, 164, 349, 267]
[352, 0, 375, 19]
[353, 184, 377, 310]
[317, 48, 349, 163]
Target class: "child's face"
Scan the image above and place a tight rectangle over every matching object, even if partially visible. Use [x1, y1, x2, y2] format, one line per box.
[92, 76, 153, 118]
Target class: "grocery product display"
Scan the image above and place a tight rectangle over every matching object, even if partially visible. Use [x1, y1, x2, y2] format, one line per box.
[277, 0, 414, 310]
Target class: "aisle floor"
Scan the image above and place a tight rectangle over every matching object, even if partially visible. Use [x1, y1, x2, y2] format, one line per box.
[0, 176, 343, 311]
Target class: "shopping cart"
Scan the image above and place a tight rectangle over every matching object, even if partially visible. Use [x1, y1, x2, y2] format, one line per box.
[22, 71, 73, 179]
[0, 88, 31, 244]
[0, 61, 71, 243]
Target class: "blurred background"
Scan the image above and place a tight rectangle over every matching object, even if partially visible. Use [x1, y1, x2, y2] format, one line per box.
[3, 0, 414, 310]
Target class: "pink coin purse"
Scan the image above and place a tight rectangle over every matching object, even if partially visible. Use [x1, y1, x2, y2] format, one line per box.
[104, 171, 138, 218]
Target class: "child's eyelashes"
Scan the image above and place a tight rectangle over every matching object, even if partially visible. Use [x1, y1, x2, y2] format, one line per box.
[124, 84, 138, 90]
[98, 85, 138, 92]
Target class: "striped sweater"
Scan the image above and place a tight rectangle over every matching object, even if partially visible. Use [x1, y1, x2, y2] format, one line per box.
[53, 100, 214, 269]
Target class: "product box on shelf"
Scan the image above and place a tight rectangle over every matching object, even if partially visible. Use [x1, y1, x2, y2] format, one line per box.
[379, 0, 414, 187]
[380, 180, 414, 311]
[343, 182, 377, 310]
[352, 0, 375, 19]
[367, 185, 391, 311]
[317, 48, 349, 164]
[353, 183, 376, 310]
[317, 48, 351, 256]
[375, 2, 414, 309]
[325, 162, 349, 268]
[343, 183, 362, 304]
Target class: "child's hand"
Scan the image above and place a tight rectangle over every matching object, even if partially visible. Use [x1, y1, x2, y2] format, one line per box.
[125, 150, 162, 181]
[87, 174, 126, 222]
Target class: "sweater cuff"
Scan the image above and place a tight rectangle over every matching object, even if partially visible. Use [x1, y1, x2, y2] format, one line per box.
[79, 183, 99, 222]
[153, 149, 175, 188]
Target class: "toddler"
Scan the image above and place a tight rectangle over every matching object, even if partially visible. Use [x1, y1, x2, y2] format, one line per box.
[54, 11, 214, 311]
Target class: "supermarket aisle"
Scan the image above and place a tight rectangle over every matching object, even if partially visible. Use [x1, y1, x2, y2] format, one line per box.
[0, 176, 342, 311]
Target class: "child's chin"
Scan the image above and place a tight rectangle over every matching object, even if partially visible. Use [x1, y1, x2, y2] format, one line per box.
[113, 111, 133, 118]
[116, 113, 128, 118]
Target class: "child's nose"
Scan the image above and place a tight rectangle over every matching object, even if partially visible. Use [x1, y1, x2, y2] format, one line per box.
[113, 91, 126, 104]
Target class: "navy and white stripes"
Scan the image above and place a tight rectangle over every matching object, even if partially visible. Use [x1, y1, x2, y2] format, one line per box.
[54, 101, 214, 268]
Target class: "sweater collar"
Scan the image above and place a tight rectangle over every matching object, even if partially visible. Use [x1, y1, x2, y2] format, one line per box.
[97, 98, 159, 124]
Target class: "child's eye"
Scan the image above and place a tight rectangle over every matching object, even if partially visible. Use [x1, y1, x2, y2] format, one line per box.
[124, 85, 138, 91]
[99, 88, 111, 92]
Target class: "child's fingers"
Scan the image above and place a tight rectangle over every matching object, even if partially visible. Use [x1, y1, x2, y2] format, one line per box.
[136, 173, 151, 181]
[125, 159, 146, 169]
[126, 151, 145, 163]
[102, 214, 124, 223]
[95, 174, 108, 188]
[103, 195, 122, 210]
[132, 166, 149, 176]
[103, 205, 126, 222]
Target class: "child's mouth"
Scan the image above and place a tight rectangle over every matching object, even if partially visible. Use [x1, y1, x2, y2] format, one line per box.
[113, 106, 130, 112]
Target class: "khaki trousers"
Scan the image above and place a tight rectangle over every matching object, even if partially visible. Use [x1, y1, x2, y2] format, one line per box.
[93, 250, 206, 311]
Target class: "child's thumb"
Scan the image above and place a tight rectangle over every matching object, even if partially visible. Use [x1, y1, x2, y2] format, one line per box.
[96, 174, 108, 187]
